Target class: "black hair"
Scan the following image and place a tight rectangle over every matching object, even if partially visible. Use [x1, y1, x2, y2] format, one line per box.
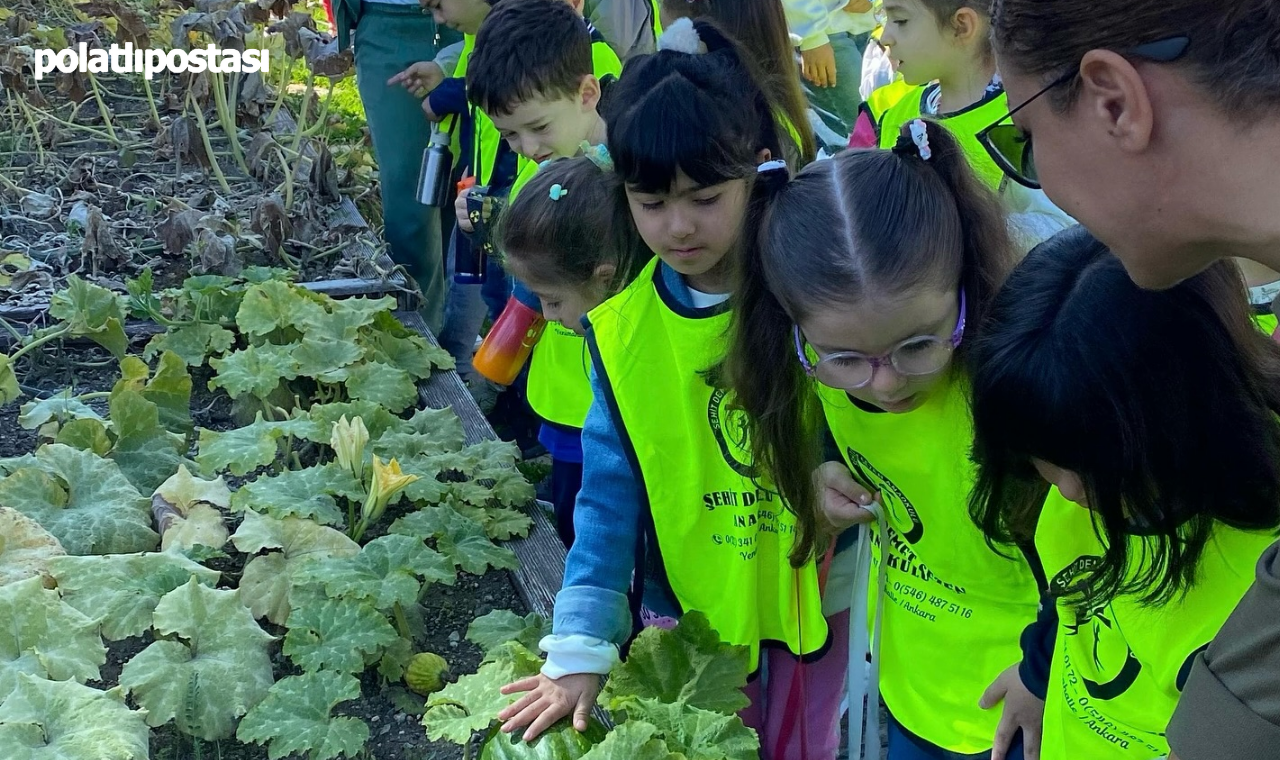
[659, 0, 816, 164]
[728, 119, 1016, 563]
[499, 156, 650, 293]
[969, 226, 1280, 610]
[467, 0, 593, 116]
[605, 19, 782, 195]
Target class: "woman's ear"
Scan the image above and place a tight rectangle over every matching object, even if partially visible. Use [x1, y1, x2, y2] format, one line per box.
[756, 148, 774, 165]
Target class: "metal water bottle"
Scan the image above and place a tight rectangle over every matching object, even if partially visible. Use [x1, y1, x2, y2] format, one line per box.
[416, 126, 453, 207]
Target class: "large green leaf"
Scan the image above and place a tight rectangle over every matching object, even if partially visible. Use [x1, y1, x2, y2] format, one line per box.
[294, 337, 365, 379]
[343, 361, 417, 413]
[0, 507, 65, 587]
[304, 402, 401, 444]
[0, 675, 149, 760]
[139, 351, 195, 434]
[143, 323, 237, 366]
[54, 419, 112, 456]
[237, 670, 370, 760]
[466, 610, 552, 657]
[0, 444, 157, 555]
[17, 392, 104, 431]
[298, 534, 454, 612]
[423, 646, 542, 744]
[362, 326, 455, 379]
[108, 385, 188, 493]
[392, 506, 520, 576]
[210, 342, 300, 400]
[0, 577, 106, 701]
[47, 552, 220, 641]
[283, 588, 398, 673]
[231, 511, 360, 625]
[119, 579, 275, 740]
[370, 407, 466, 460]
[579, 722, 683, 760]
[481, 721, 606, 760]
[196, 415, 310, 475]
[236, 280, 328, 338]
[0, 356, 20, 405]
[230, 465, 360, 526]
[48, 276, 128, 357]
[600, 611, 750, 716]
[608, 697, 758, 760]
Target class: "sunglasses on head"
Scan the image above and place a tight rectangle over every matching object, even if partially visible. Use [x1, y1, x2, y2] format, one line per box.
[977, 36, 1192, 190]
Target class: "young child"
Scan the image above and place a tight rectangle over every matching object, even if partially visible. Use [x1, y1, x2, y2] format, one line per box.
[499, 155, 651, 548]
[852, 0, 1072, 250]
[967, 227, 1280, 760]
[660, 0, 817, 165]
[497, 19, 845, 759]
[727, 119, 1043, 760]
[465, 0, 620, 489]
[782, 0, 877, 151]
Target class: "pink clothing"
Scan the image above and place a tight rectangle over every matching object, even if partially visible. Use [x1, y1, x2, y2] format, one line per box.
[740, 611, 851, 760]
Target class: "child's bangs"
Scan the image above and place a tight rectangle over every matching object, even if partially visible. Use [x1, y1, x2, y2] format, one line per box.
[611, 79, 754, 194]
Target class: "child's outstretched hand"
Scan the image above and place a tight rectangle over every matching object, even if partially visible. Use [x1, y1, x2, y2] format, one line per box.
[815, 461, 878, 531]
[498, 672, 602, 742]
[387, 61, 444, 98]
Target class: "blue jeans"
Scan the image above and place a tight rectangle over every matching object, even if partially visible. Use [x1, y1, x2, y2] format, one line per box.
[802, 31, 871, 151]
[887, 713, 1025, 760]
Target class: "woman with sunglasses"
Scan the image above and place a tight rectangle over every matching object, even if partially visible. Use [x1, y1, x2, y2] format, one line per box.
[974, 2, 1280, 760]
[727, 118, 1042, 760]
[849, 0, 1072, 251]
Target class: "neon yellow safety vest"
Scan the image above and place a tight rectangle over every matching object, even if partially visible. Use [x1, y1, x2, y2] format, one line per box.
[865, 79, 916, 125]
[817, 376, 1040, 753]
[651, 0, 663, 37]
[508, 159, 594, 431]
[448, 35, 476, 163]
[1035, 491, 1272, 760]
[587, 259, 829, 669]
[528, 322, 594, 429]
[1253, 309, 1278, 335]
[877, 85, 1010, 191]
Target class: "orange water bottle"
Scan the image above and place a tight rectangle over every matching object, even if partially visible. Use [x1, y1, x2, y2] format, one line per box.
[473, 297, 546, 386]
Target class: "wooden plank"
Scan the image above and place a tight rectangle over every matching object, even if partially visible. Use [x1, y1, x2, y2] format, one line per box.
[396, 310, 566, 621]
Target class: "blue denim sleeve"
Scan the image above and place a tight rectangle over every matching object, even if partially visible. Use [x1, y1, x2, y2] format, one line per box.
[551, 363, 638, 646]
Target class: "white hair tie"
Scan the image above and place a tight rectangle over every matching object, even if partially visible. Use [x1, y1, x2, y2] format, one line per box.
[658, 17, 706, 55]
[909, 119, 932, 161]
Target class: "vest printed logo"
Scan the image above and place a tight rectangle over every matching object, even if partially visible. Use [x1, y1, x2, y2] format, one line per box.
[844, 447, 924, 543]
[707, 387, 756, 478]
[1051, 556, 1141, 701]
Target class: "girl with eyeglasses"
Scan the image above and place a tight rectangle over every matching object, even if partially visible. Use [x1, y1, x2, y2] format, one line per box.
[967, 226, 1280, 760]
[727, 118, 1042, 760]
[851, 0, 1071, 252]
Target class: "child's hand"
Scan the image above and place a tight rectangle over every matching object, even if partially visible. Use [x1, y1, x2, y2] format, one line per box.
[843, 0, 873, 12]
[455, 186, 475, 233]
[387, 61, 444, 98]
[815, 461, 878, 531]
[801, 43, 838, 88]
[980, 663, 1045, 760]
[498, 672, 602, 742]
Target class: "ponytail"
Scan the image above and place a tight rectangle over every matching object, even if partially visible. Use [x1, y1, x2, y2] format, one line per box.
[728, 118, 1016, 565]
[725, 160, 827, 565]
[890, 119, 1016, 364]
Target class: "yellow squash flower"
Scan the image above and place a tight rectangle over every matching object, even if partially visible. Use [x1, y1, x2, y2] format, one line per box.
[361, 456, 419, 526]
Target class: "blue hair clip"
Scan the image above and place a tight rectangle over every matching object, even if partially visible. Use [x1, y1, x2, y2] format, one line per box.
[549, 184, 568, 201]
[580, 141, 614, 173]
